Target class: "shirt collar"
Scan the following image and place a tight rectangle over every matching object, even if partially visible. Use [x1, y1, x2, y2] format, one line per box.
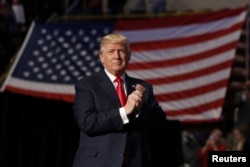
[104, 69, 126, 83]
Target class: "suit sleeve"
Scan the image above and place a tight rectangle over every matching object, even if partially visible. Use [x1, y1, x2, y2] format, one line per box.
[73, 79, 124, 135]
[147, 83, 166, 128]
[136, 82, 166, 130]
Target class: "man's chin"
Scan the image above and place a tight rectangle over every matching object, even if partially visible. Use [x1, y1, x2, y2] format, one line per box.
[111, 68, 125, 75]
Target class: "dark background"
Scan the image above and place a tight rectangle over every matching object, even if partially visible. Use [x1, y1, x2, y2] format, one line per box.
[0, 91, 78, 167]
[0, 91, 183, 167]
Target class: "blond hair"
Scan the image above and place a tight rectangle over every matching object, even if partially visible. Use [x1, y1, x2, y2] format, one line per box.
[99, 33, 130, 53]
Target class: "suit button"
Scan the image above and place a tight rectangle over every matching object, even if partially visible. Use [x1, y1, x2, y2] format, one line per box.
[120, 152, 124, 157]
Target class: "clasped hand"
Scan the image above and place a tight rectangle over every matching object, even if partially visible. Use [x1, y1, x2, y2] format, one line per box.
[124, 84, 145, 115]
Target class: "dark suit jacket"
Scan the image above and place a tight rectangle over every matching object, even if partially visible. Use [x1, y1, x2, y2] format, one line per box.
[73, 71, 166, 167]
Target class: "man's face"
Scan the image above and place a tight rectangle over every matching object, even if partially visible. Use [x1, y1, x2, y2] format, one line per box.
[99, 42, 130, 76]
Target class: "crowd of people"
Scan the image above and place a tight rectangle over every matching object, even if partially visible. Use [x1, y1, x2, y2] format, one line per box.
[60, 0, 168, 16]
[183, 126, 250, 167]
[0, 0, 168, 23]
[182, 80, 250, 167]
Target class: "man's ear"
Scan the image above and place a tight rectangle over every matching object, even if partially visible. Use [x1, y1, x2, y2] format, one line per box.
[127, 51, 131, 62]
[99, 53, 104, 64]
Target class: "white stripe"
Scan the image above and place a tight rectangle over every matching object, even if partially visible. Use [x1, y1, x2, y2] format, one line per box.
[129, 31, 240, 63]
[160, 87, 226, 111]
[7, 77, 75, 94]
[166, 107, 222, 121]
[116, 12, 246, 43]
[127, 50, 234, 80]
[153, 69, 230, 94]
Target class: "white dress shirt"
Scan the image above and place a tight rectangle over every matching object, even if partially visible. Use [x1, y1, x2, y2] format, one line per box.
[104, 69, 129, 124]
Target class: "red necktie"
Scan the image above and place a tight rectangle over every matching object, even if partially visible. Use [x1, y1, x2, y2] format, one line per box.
[115, 77, 127, 106]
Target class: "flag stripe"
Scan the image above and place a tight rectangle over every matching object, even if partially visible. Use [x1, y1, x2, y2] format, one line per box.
[152, 69, 230, 94]
[165, 99, 224, 116]
[117, 18, 244, 44]
[128, 41, 237, 70]
[6, 77, 74, 93]
[127, 50, 234, 80]
[115, 7, 246, 30]
[127, 23, 243, 51]
[145, 60, 232, 85]
[156, 79, 228, 102]
[129, 31, 240, 63]
[5, 85, 74, 102]
[167, 108, 222, 123]
[159, 87, 226, 111]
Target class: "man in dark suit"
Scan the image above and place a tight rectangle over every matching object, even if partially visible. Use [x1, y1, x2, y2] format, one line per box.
[73, 33, 166, 167]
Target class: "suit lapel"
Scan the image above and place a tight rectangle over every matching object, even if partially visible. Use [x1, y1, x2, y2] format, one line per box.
[97, 71, 121, 106]
[125, 74, 137, 95]
[97, 72, 137, 107]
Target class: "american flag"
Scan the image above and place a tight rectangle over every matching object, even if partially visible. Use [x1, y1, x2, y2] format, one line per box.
[1, 7, 247, 123]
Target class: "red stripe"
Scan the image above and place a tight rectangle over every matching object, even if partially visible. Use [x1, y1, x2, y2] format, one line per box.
[5, 86, 74, 103]
[129, 22, 242, 52]
[145, 60, 233, 85]
[156, 79, 228, 102]
[165, 98, 224, 116]
[115, 7, 246, 30]
[128, 41, 236, 70]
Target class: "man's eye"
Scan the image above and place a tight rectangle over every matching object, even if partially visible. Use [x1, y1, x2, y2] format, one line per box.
[119, 50, 126, 54]
[107, 51, 113, 55]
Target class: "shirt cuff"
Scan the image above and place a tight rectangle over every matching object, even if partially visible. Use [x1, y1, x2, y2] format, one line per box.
[119, 107, 129, 124]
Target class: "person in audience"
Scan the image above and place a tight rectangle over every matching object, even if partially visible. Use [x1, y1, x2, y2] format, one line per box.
[197, 129, 227, 167]
[231, 125, 249, 151]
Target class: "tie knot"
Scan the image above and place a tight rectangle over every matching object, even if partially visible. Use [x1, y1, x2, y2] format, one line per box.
[115, 77, 122, 83]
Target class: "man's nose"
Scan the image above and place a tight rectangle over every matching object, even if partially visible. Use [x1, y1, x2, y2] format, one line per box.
[113, 50, 122, 58]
